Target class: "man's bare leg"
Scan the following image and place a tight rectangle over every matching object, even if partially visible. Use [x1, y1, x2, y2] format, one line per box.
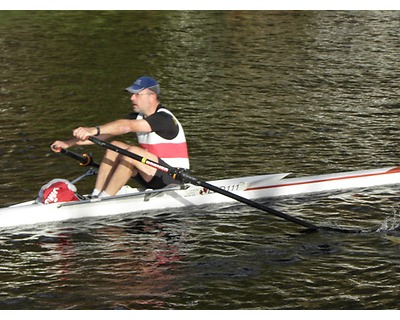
[94, 141, 131, 193]
[103, 146, 158, 196]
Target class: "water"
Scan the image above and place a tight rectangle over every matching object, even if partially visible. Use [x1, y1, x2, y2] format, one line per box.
[1, 11, 400, 309]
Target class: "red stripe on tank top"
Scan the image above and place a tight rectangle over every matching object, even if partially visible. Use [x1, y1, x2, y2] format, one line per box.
[140, 142, 189, 159]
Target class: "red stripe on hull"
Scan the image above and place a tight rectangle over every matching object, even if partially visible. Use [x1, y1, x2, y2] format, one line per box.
[246, 167, 400, 191]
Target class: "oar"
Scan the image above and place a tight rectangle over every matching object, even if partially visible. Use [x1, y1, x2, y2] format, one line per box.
[58, 148, 100, 168]
[88, 136, 349, 233]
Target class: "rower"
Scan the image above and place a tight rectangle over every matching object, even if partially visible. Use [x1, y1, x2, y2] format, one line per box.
[51, 76, 190, 197]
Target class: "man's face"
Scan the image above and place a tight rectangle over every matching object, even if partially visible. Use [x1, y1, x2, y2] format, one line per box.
[130, 89, 156, 114]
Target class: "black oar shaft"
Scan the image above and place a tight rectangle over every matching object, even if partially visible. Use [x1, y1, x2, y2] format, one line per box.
[89, 136, 319, 231]
[200, 180, 319, 230]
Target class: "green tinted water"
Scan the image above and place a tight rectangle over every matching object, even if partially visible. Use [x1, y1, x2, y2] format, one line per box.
[1, 11, 400, 309]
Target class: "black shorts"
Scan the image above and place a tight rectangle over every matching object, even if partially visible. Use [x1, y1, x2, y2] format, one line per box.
[133, 158, 181, 189]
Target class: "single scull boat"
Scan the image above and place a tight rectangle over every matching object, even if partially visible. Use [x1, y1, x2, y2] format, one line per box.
[1, 161, 399, 228]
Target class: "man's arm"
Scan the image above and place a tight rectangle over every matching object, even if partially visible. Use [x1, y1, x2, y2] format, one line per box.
[51, 118, 150, 152]
[73, 119, 152, 140]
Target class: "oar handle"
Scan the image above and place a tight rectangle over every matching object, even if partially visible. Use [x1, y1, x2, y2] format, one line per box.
[59, 148, 99, 168]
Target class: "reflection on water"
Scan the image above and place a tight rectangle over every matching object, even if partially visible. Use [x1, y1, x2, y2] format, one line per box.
[1, 11, 400, 309]
[0, 215, 189, 309]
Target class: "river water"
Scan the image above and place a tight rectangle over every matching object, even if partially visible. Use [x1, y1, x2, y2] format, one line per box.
[1, 11, 400, 310]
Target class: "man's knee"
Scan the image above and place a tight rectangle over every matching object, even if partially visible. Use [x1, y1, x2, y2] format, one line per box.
[104, 141, 130, 158]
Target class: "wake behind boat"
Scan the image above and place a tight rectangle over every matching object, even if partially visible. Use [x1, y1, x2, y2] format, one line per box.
[1, 157, 400, 229]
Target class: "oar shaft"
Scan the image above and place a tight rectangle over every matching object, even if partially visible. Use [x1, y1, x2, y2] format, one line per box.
[89, 136, 319, 231]
[200, 180, 319, 230]
[171, 170, 319, 230]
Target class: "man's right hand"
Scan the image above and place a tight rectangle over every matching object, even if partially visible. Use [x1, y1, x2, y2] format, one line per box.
[73, 127, 98, 140]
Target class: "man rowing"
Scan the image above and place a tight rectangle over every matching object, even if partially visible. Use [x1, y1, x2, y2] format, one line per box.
[51, 76, 190, 198]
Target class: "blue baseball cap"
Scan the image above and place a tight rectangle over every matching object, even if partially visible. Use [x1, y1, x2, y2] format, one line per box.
[125, 76, 160, 94]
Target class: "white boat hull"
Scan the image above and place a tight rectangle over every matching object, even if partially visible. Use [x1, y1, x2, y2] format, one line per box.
[1, 166, 400, 228]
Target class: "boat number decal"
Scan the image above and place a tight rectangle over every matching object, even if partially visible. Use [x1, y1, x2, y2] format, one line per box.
[199, 183, 244, 195]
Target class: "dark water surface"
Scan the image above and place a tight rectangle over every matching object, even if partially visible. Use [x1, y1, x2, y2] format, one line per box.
[1, 11, 400, 309]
